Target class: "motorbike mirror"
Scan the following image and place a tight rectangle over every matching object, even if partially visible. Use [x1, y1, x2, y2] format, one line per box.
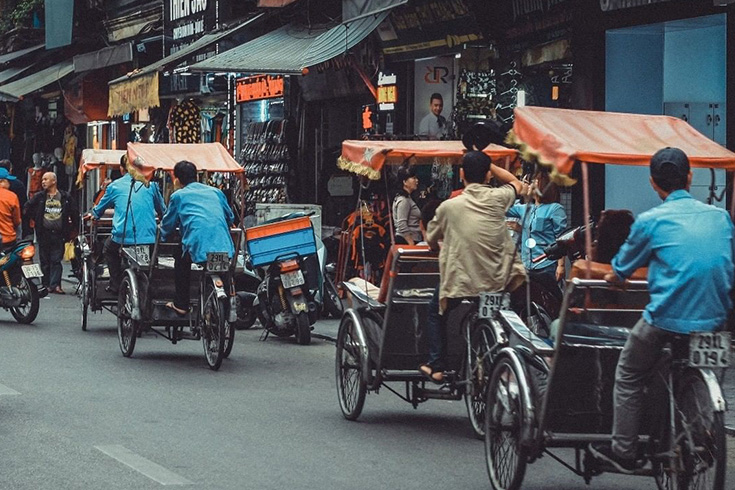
[525, 238, 537, 249]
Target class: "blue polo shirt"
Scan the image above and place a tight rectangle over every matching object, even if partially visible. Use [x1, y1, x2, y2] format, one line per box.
[507, 202, 567, 272]
[612, 190, 734, 333]
[92, 173, 165, 245]
[160, 182, 235, 264]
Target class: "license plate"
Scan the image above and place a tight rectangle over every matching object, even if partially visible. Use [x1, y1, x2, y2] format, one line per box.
[281, 270, 305, 289]
[479, 292, 504, 319]
[21, 263, 43, 278]
[124, 246, 150, 266]
[206, 252, 230, 272]
[689, 331, 731, 368]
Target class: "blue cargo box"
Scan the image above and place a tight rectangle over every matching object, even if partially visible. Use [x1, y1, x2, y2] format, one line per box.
[246, 226, 317, 268]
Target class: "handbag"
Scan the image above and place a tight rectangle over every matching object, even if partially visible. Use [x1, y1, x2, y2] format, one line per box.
[63, 241, 76, 262]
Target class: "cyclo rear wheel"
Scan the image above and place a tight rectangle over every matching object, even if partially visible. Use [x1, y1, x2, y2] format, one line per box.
[80, 260, 90, 331]
[201, 282, 226, 370]
[485, 356, 528, 490]
[335, 313, 367, 421]
[658, 371, 726, 490]
[465, 317, 498, 440]
[117, 275, 139, 357]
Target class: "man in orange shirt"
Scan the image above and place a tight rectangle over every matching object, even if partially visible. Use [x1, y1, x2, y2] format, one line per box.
[0, 167, 21, 248]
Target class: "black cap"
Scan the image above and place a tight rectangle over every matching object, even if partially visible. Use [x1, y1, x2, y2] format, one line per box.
[650, 147, 690, 179]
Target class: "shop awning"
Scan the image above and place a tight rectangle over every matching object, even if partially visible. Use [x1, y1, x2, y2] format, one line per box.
[0, 60, 75, 101]
[0, 63, 36, 84]
[510, 106, 735, 179]
[74, 43, 133, 73]
[0, 43, 44, 65]
[189, 11, 391, 75]
[107, 13, 265, 115]
[126, 142, 243, 182]
[338, 140, 518, 180]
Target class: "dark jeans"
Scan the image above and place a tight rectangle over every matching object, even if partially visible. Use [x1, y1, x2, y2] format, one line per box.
[38, 232, 64, 288]
[612, 318, 674, 459]
[426, 286, 462, 370]
[529, 267, 563, 303]
[103, 238, 122, 292]
[173, 246, 193, 311]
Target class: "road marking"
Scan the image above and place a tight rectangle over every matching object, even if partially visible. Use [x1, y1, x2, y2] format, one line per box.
[0, 383, 20, 395]
[95, 445, 193, 485]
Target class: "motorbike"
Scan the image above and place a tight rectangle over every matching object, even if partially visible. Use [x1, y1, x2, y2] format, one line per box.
[231, 254, 261, 330]
[0, 240, 46, 323]
[254, 251, 319, 345]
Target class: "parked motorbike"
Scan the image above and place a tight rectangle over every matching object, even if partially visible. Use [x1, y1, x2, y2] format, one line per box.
[232, 254, 261, 330]
[0, 240, 46, 324]
[255, 252, 318, 345]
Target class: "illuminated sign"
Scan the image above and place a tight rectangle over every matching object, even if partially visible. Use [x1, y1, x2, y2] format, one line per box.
[236, 75, 285, 103]
[377, 71, 397, 111]
[362, 105, 373, 131]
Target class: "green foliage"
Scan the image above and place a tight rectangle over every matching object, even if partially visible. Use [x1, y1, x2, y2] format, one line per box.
[10, 0, 43, 28]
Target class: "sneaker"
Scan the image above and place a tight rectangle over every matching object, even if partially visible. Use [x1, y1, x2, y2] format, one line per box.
[588, 442, 645, 474]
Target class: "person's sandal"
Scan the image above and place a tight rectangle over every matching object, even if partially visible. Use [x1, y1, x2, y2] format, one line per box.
[418, 364, 444, 384]
[165, 302, 189, 317]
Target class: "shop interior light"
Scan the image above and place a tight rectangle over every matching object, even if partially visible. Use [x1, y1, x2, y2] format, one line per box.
[552, 85, 559, 101]
[455, 52, 461, 59]
[517, 89, 526, 107]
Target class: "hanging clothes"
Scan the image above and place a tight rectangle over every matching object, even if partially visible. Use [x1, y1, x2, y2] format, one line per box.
[168, 98, 201, 143]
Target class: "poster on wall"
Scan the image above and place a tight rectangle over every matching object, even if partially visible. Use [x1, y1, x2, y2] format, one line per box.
[414, 56, 455, 139]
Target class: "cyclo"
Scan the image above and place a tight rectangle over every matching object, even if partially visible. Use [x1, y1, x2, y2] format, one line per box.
[76, 148, 128, 331]
[332, 139, 520, 438]
[483, 107, 732, 490]
[115, 142, 245, 371]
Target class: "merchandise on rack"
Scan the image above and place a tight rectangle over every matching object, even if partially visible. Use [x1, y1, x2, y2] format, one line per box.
[239, 118, 290, 216]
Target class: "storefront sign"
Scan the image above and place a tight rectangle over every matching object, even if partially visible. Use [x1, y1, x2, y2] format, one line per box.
[377, 72, 398, 111]
[108, 72, 160, 117]
[600, 0, 674, 10]
[413, 56, 454, 136]
[511, 0, 568, 20]
[236, 75, 285, 102]
[381, 0, 482, 61]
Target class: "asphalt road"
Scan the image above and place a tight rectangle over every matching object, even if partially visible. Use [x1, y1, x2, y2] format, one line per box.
[0, 292, 732, 489]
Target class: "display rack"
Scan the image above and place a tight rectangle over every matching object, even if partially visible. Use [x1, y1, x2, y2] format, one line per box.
[240, 118, 291, 216]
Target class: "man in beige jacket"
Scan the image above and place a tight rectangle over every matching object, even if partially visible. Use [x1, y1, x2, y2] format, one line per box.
[420, 151, 526, 383]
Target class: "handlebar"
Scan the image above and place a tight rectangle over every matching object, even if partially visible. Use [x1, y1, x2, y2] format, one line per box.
[531, 253, 547, 264]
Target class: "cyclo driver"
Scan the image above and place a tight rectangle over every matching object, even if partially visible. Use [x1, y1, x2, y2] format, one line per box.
[421, 150, 527, 383]
[89, 155, 165, 294]
[160, 160, 235, 316]
[590, 147, 734, 473]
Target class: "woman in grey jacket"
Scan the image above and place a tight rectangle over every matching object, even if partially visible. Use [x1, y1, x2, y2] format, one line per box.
[392, 165, 423, 245]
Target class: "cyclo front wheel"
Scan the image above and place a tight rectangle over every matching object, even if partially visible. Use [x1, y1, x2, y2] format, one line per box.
[223, 320, 235, 359]
[465, 317, 498, 440]
[80, 260, 90, 331]
[335, 313, 367, 421]
[117, 275, 139, 357]
[485, 356, 528, 490]
[201, 282, 226, 370]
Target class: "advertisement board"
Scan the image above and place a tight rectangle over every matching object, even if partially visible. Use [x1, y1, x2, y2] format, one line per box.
[413, 56, 455, 138]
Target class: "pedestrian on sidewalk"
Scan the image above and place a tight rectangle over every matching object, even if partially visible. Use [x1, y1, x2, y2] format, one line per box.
[24, 172, 78, 294]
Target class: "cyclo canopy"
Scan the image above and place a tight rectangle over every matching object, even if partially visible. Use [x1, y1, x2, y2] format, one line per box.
[125, 142, 245, 182]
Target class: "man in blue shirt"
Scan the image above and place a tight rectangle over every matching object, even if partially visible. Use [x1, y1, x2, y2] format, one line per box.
[91, 155, 166, 294]
[160, 160, 234, 315]
[590, 147, 734, 473]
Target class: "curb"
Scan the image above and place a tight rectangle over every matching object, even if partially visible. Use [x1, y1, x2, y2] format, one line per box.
[727, 426, 735, 437]
[313, 332, 336, 343]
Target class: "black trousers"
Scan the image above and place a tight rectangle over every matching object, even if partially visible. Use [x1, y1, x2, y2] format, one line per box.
[173, 247, 192, 311]
[103, 238, 122, 292]
[38, 232, 64, 288]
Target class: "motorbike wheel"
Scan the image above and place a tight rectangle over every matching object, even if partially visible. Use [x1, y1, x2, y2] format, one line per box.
[10, 276, 39, 324]
[201, 283, 226, 370]
[322, 276, 344, 319]
[117, 276, 139, 357]
[295, 312, 311, 345]
[234, 307, 257, 330]
[80, 260, 90, 331]
[223, 321, 235, 359]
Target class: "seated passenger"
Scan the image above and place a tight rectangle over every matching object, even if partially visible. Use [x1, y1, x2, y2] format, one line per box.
[160, 160, 235, 315]
[420, 151, 527, 383]
[90, 155, 165, 294]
